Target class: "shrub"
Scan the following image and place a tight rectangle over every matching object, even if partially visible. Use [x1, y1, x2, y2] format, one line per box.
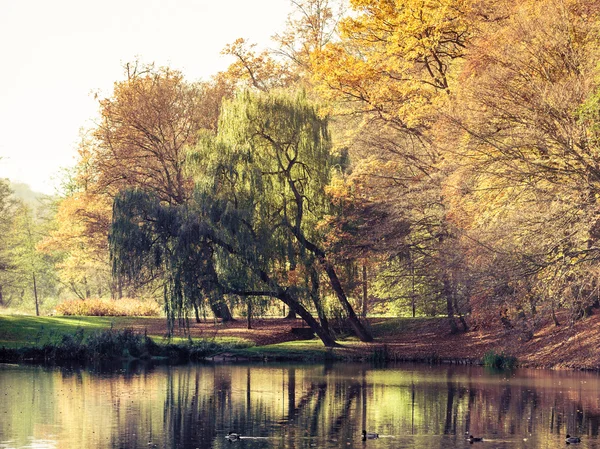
[56, 298, 161, 317]
[86, 328, 153, 359]
[482, 350, 517, 370]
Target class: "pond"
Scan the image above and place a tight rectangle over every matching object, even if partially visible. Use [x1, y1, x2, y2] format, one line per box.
[1, 362, 599, 449]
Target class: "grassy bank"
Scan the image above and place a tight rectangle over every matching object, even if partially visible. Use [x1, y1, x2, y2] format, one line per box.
[0, 315, 253, 364]
[3, 313, 600, 369]
[0, 327, 247, 364]
[0, 315, 252, 348]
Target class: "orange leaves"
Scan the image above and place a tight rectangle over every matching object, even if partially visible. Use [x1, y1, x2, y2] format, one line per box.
[221, 38, 297, 92]
[93, 64, 207, 204]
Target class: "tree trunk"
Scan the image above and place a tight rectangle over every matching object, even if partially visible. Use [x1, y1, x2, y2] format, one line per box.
[284, 308, 298, 319]
[551, 303, 560, 326]
[453, 293, 468, 332]
[83, 276, 91, 299]
[443, 277, 458, 334]
[0, 285, 3, 306]
[361, 264, 368, 318]
[33, 272, 40, 317]
[278, 290, 338, 347]
[285, 219, 371, 341]
[410, 255, 416, 318]
[310, 267, 331, 337]
[211, 301, 234, 322]
[247, 301, 252, 329]
[193, 301, 201, 323]
[322, 261, 373, 342]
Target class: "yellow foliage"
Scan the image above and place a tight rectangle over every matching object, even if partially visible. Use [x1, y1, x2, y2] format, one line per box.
[312, 0, 474, 128]
[56, 298, 161, 317]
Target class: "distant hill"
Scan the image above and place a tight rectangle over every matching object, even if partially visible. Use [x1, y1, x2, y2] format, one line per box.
[9, 182, 55, 218]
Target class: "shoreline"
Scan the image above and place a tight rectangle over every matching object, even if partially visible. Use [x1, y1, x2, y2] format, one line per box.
[1, 313, 600, 370]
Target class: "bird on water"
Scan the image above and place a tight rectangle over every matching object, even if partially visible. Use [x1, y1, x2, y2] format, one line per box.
[362, 430, 379, 440]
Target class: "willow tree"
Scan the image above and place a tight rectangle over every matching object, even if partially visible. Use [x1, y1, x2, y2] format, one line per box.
[190, 89, 372, 343]
[110, 90, 372, 345]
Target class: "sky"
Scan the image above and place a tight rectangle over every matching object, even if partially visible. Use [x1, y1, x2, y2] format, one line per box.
[0, 0, 292, 195]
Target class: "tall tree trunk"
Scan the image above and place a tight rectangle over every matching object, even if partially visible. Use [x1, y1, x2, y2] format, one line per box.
[362, 264, 368, 318]
[247, 301, 252, 329]
[193, 301, 201, 323]
[211, 301, 234, 322]
[32, 272, 39, 317]
[288, 224, 373, 342]
[83, 276, 91, 299]
[453, 294, 468, 332]
[310, 267, 331, 337]
[0, 285, 3, 307]
[443, 276, 458, 334]
[117, 276, 123, 299]
[322, 261, 373, 342]
[410, 255, 416, 318]
[278, 290, 338, 347]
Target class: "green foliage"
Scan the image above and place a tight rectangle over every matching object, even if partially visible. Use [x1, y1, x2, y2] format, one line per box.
[55, 298, 161, 317]
[110, 90, 351, 345]
[189, 89, 332, 281]
[482, 350, 517, 370]
[84, 328, 151, 359]
[0, 181, 59, 313]
[229, 340, 337, 361]
[110, 189, 216, 331]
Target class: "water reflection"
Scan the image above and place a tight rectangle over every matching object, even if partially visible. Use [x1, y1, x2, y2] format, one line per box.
[1, 362, 600, 449]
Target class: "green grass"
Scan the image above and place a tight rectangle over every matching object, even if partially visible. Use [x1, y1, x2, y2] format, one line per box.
[0, 316, 121, 348]
[0, 316, 251, 349]
[229, 340, 337, 361]
[166, 335, 252, 347]
[482, 350, 517, 370]
[0, 316, 255, 363]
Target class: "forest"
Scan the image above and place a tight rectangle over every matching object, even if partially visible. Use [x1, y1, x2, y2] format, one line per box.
[1, 0, 600, 348]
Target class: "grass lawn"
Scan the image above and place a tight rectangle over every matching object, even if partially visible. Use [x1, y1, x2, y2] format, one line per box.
[228, 340, 334, 361]
[0, 315, 251, 349]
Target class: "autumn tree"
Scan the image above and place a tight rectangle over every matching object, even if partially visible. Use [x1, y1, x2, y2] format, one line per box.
[93, 62, 207, 203]
[306, 0, 486, 330]
[274, 0, 345, 79]
[445, 0, 600, 331]
[38, 140, 114, 300]
[61, 62, 235, 319]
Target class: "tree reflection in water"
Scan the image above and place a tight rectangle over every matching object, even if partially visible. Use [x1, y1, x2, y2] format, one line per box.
[1, 363, 600, 449]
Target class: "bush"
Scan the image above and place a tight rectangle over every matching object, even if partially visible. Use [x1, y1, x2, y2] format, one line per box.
[56, 298, 161, 317]
[86, 328, 154, 359]
[482, 350, 517, 370]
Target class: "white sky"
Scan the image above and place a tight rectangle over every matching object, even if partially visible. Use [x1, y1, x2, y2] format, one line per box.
[0, 0, 292, 194]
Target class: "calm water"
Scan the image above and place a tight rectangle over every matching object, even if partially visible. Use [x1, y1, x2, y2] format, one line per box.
[1, 362, 600, 449]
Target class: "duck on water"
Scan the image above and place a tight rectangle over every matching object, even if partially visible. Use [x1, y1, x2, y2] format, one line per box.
[362, 430, 379, 440]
